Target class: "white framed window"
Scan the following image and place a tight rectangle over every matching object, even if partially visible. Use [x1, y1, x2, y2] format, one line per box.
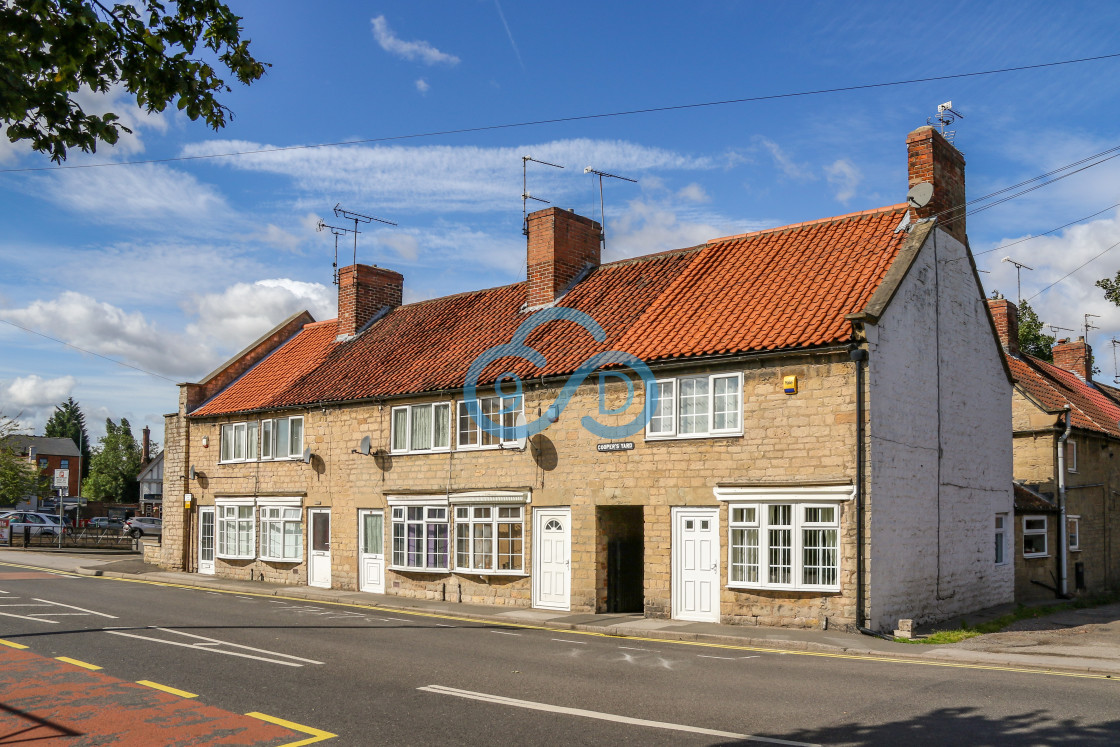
[728, 502, 840, 590]
[995, 513, 1008, 565]
[217, 504, 255, 559]
[391, 402, 452, 454]
[457, 395, 521, 449]
[260, 415, 304, 460]
[220, 422, 247, 463]
[646, 373, 742, 439]
[1068, 515, 1081, 552]
[454, 505, 524, 573]
[1065, 441, 1077, 473]
[259, 506, 303, 562]
[1023, 515, 1048, 557]
[391, 505, 449, 571]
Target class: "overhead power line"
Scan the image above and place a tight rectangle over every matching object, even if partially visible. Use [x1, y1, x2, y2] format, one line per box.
[0, 318, 179, 382]
[972, 201, 1120, 258]
[2, 51, 1119, 175]
[1025, 238, 1120, 302]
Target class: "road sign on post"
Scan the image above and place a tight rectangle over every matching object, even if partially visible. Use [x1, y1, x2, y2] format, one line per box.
[53, 469, 69, 489]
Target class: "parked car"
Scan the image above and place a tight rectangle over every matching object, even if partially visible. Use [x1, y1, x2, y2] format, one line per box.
[87, 517, 125, 530]
[0, 511, 70, 537]
[123, 516, 162, 539]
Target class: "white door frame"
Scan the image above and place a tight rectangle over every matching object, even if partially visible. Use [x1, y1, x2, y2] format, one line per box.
[358, 508, 385, 594]
[198, 506, 215, 575]
[671, 506, 721, 623]
[532, 507, 571, 611]
[307, 508, 332, 589]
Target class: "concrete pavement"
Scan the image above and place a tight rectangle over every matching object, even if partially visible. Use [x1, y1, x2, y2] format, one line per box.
[7, 548, 1118, 679]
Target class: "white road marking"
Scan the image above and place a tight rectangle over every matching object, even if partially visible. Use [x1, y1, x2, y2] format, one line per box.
[418, 685, 820, 746]
[104, 627, 324, 667]
[742, 656, 760, 659]
[0, 603, 50, 607]
[0, 611, 59, 623]
[32, 598, 118, 618]
[384, 617, 412, 623]
[435, 623, 452, 627]
[491, 631, 521, 637]
[697, 655, 736, 660]
[235, 596, 253, 600]
[618, 646, 653, 651]
[552, 638, 587, 645]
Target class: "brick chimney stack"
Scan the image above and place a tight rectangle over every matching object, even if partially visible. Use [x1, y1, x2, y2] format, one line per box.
[337, 264, 404, 339]
[142, 426, 151, 463]
[1052, 337, 1092, 381]
[907, 126, 967, 245]
[987, 298, 1020, 357]
[526, 207, 602, 308]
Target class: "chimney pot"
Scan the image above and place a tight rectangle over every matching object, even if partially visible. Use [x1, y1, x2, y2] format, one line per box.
[907, 126, 967, 244]
[987, 298, 1020, 357]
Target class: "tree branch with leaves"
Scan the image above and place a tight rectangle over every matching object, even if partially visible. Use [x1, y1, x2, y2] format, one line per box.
[1, 0, 269, 161]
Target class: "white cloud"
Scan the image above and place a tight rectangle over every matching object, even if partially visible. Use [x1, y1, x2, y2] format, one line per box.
[179, 138, 716, 215]
[251, 223, 305, 254]
[415, 78, 430, 94]
[371, 16, 460, 66]
[378, 233, 421, 261]
[824, 159, 862, 204]
[186, 278, 335, 348]
[677, 183, 710, 203]
[0, 375, 76, 415]
[756, 137, 815, 182]
[71, 84, 169, 156]
[36, 163, 231, 228]
[608, 200, 750, 260]
[0, 292, 219, 379]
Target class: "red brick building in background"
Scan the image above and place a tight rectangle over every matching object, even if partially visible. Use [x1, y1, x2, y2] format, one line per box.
[6, 436, 82, 499]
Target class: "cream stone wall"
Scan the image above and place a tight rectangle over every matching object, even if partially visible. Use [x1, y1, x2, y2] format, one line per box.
[167, 350, 866, 630]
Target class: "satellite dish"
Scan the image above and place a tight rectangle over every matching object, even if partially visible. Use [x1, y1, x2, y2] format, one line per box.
[302, 447, 312, 464]
[907, 182, 934, 209]
[189, 465, 195, 480]
[514, 412, 528, 451]
[359, 435, 371, 455]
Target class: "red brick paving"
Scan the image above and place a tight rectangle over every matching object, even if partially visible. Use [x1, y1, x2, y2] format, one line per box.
[0, 646, 300, 745]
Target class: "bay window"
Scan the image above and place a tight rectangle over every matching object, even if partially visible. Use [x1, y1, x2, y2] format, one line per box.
[259, 505, 303, 562]
[728, 502, 839, 590]
[454, 505, 524, 573]
[647, 372, 742, 439]
[217, 503, 255, 559]
[391, 505, 449, 570]
[391, 402, 452, 453]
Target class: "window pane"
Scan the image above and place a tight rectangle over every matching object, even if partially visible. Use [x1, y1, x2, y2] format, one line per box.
[392, 409, 408, 451]
[473, 523, 493, 569]
[246, 422, 259, 460]
[289, 418, 303, 456]
[427, 523, 448, 568]
[1024, 534, 1047, 555]
[732, 506, 756, 524]
[221, 424, 234, 461]
[995, 531, 1005, 564]
[458, 402, 478, 447]
[1024, 518, 1046, 532]
[392, 521, 405, 566]
[648, 380, 675, 435]
[434, 404, 451, 449]
[456, 523, 470, 568]
[233, 424, 245, 460]
[363, 513, 383, 555]
[276, 419, 290, 458]
[407, 522, 423, 567]
[411, 404, 433, 451]
[284, 520, 301, 559]
[802, 528, 837, 586]
[768, 527, 792, 584]
[712, 375, 740, 430]
[498, 522, 522, 571]
[678, 377, 710, 434]
[261, 420, 273, 459]
[804, 506, 835, 524]
[479, 397, 499, 446]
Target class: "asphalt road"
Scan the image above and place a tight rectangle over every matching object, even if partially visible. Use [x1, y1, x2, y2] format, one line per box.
[1, 554, 1118, 746]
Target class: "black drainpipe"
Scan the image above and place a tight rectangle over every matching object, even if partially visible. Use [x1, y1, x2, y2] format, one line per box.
[850, 347, 869, 632]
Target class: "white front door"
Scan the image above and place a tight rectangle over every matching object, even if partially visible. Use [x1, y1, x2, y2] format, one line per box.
[308, 508, 332, 588]
[672, 508, 720, 622]
[198, 507, 215, 575]
[533, 508, 571, 611]
[359, 509, 385, 594]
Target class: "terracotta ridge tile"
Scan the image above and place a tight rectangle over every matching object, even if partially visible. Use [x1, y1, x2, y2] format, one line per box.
[708, 203, 908, 244]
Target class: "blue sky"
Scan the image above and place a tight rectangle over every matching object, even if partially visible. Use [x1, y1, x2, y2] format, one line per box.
[3, 1, 1120, 445]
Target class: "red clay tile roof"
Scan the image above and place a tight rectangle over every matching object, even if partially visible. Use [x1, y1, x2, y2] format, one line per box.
[1008, 354, 1120, 439]
[1014, 482, 1057, 512]
[191, 204, 910, 417]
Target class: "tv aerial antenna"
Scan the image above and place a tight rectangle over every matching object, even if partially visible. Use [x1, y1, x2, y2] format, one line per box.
[334, 203, 396, 266]
[1001, 257, 1033, 304]
[928, 100, 964, 144]
[1110, 339, 1120, 384]
[1084, 313, 1100, 341]
[522, 156, 564, 236]
[316, 219, 357, 285]
[584, 167, 637, 253]
[1048, 323, 1074, 338]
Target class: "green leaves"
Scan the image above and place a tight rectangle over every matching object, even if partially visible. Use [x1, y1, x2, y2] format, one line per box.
[83, 417, 143, 502]
[1, 0, 269, 161]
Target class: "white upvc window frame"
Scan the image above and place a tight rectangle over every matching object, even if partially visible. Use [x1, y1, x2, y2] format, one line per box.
[995, 513, 1009, 565]
[1066, 441, 1078, 473]
[456, 395, 522, 450]
[260, 415, 304, 460]
[1023, 515, 1049, 558]
[454, 505, 525, 574]
[389, 499, 449, 572]
[258, 499, 303, 562]
[646, 372, 742, 440]
[220, 422, 252, 463]
[1068, 515, 1081, 552]
[216, 499, 255, 559]
[390, 402, 452, 454]
[716, 485, 850, 593]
